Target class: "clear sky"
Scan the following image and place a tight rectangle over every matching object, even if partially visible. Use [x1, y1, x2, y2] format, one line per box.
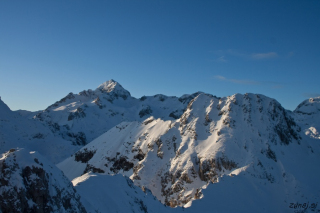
[0, 0, 319, 111]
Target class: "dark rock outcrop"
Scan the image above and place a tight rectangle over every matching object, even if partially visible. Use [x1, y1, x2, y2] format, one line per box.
[0, 149, 87, 213]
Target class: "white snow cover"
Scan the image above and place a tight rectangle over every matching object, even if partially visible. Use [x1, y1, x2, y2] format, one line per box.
[0, 98, 80, 163]
[294, 96, 320, 140]
[33, 80, 197, 145]
[72, 172, 180, 213]
[58, 92, 320, 212]
[1, 80, 320, 212]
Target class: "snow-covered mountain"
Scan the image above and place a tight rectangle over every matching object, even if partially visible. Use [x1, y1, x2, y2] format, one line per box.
[294, 97, 320, 140]
[33, 80, 199, 146]
[0, 98, 80, 163]
[58, 92, 320, 211]
[1, 80, 320, 212]
[0, 148, 86, 212]
[0, 148, 180, 213]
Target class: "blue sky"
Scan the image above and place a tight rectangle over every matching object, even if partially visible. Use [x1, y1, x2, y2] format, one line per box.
[0, 0, 319, 111]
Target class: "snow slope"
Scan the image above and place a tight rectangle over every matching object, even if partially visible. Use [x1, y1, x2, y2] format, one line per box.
[58, 93, 320, 211]
[73, 172, 181, 213]
[0, 98, 80, 164]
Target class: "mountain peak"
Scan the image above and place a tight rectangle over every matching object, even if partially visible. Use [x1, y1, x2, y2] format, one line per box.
[294, 96, 320, 115]
[97, 79, 117, 91]
[96, 80, 131, 99]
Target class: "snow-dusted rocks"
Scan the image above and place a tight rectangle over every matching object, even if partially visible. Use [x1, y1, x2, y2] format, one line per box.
[96, 79, 131, 100]
[0, 80, 203, 163]
[0, 148, 86, 213]
[58, 92, 320, 209]
[33, 80, 195, 145]
[1, 80, 320, 212]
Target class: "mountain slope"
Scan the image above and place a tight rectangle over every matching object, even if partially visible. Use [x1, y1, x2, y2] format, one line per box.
[0, 148, 86, 212]
[72, 172, 181, 213]
[0, 98, 81, 164]
[294, 96, 320, 140]
[33, 80, 200, 145]
[58, 92, 320, 210]
[0, 145, 183, 213]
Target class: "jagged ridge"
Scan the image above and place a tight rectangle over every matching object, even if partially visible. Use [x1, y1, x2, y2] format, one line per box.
[58, 92, 320, 209]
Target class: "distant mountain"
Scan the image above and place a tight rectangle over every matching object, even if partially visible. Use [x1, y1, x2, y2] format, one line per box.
[294, 97, 320, 140]
[0, 80, 201, 163]
[0, 98, 79, 163]
[33, 79, 200, 147]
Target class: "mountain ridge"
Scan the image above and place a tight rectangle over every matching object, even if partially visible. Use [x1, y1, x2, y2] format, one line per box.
[1, 79, 319, 212]
[57, 90, 320, 209]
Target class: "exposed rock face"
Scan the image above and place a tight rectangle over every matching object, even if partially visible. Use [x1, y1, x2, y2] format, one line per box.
[139, 106, 153, 118]
[198, 156, 237, 182]
[68, 107, 86, 121]
[0, 149, 86, 213]
[74, 148, 96, 163]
